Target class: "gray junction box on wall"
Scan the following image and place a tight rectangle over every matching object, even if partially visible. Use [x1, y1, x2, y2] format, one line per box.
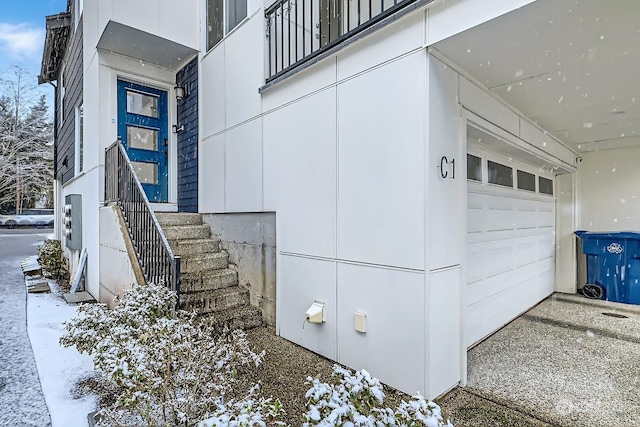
[64, 194, 82, 250]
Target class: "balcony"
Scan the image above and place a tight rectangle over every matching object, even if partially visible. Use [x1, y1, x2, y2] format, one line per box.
[265, 0, 427, 83]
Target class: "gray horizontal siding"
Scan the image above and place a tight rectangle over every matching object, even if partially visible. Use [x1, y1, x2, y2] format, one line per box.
[56, 15, 83, 184]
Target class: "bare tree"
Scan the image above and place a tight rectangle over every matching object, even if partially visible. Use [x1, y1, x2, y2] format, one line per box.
[0, 65, 53, 213]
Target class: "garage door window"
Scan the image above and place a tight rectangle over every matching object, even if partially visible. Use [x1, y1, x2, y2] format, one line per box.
[517, 170, 536, 192]
[488, 161, 513, 188]
[467, 154, 482, 181]
[539, 177, 554, 195]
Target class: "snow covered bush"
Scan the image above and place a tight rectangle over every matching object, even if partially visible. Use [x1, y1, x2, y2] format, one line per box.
[60, 283, 266, 426]
[302, 365, 453, 427]
[37, 238, 68, 281]
[197, 385, 285, 427]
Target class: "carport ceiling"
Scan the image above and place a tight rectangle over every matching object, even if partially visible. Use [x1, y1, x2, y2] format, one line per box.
[433, 0, 640, 153]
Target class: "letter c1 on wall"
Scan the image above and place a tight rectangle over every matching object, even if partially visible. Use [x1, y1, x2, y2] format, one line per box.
[438, 156, 455, 180]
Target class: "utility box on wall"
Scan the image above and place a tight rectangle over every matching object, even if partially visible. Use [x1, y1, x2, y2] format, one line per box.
[64, 194, 82, 250]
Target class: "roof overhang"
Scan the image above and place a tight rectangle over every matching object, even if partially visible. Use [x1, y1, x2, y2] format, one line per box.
[433, 0, 640, 153]
[97, 21, 198, 71]
[39, 12, 72, 84]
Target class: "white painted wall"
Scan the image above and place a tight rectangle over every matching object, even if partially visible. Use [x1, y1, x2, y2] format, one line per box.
[427, 0, 535, 45]
[89, 0, 199, 52]
[555, 172, 576, 294]
[426, 56, 464, 396]
[199, 5, 431, 395]
[578, 146, 640, 231]
[196, 0, 582, 399]
[99, 206, 140, 307]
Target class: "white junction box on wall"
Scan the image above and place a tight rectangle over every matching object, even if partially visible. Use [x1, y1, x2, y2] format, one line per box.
[354, 311, 366, 333]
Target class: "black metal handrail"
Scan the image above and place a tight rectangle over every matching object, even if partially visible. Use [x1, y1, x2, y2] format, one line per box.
[265, 0, 420, 82]
[105, 139, 181, 298]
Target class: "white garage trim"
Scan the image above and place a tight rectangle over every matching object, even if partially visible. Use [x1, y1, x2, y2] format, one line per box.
[465, 124, 557, 349]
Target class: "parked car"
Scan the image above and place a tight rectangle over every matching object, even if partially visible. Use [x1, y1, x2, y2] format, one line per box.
[0, 209, 55, 228]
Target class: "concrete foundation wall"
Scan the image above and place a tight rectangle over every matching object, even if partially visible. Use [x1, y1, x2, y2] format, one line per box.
[202, 213, 276, 327]
[99, 206, 142, 308]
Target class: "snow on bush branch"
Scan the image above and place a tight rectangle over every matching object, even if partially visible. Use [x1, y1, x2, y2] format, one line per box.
[61, 282, 452, 426]
[60, 283, 269, 426]
[301, 365, 453, 427]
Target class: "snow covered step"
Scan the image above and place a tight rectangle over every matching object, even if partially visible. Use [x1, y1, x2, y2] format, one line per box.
[180, 269, 238, 293]
[156, 212, 203, 227]
[198, 304, 264, 333]
[181, 252, 228, 274]
[180, 287, 249, 314]
[163, 224, 210, 240]
[169, 238, 220, 256]
[21, 256, 42, 276]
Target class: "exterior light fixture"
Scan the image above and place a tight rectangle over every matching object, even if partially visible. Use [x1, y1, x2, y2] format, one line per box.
[174, 85, 186, 101]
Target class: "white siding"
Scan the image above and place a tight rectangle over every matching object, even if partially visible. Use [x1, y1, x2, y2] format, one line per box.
[278, 255, 337, 360]
[199, 134, 226, 212]
[337, 52, 425, 270]
[337, 263, 426, 395]
[427, 0, 535, 45]
[263, 88, 337, 258]
[225, 118, 263, 212]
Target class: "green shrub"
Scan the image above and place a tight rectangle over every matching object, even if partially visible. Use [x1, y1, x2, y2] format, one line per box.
[37, 238, 68, 281]
[61, 283, 267, 427]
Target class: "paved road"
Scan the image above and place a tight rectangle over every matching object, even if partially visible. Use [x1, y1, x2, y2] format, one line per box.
[0, 229, 52, 426]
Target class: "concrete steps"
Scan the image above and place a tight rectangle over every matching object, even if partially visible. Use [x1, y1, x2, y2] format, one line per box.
[181, 252, 228, 274]
[163, 224, 210, 240]
[157, 212, 203, 226]
[199, 305, 264, 333]
[169, 238, 220, 256]
[180, 269, 238, 293]
[180, 286, 250, 315]
[152, 212, 262, 332]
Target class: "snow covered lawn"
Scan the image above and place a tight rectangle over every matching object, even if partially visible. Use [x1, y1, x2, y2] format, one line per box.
[27, 279, 97, 427]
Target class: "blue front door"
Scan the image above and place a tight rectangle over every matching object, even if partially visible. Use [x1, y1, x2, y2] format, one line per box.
[117, 80, 169, 202]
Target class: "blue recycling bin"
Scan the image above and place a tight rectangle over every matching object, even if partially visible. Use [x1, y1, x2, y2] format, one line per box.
[574, 231, 640, 304]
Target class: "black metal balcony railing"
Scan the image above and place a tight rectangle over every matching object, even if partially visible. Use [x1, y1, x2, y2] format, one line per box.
[265, 0, 419, 82]
[105, 139, 181, 298]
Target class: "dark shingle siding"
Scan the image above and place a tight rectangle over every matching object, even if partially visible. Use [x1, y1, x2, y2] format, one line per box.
[56, 15, 83, 184]
[176, 58, 198, 213]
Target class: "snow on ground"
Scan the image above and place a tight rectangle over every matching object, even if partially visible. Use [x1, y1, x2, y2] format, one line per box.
[27, 279, 97, 427]
[0, 257, 51, 427]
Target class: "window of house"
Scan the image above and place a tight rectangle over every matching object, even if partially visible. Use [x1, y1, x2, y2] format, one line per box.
[488, 161, 513, 188]
[206, 0, 247, 51]
[59, 69, 65, 129]
[75, 103, 84, 174]
[517, 170, 536, 192]
[467, 154, 482, 182]
[539, 176, 554, 195]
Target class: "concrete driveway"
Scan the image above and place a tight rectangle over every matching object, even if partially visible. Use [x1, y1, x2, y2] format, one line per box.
[443, 293, 640, 426]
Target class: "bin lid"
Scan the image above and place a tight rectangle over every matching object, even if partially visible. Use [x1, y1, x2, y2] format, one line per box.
[574, 230, 640, 239]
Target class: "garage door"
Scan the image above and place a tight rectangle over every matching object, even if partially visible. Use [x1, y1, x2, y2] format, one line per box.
[466, 148, 556, 348]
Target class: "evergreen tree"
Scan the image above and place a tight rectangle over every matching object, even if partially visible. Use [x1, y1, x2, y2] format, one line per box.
[0, 65, 53, 213]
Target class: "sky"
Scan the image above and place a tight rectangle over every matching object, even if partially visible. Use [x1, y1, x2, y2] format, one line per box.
[0, 0, 68, 106]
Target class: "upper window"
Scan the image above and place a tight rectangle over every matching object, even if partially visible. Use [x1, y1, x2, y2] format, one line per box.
[539, 177, 554, 195]
[488, 161, 513, 188]
[206, 0, 247, 51]
[75, 103, 84, 174]
[59, 68, 65, 128]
